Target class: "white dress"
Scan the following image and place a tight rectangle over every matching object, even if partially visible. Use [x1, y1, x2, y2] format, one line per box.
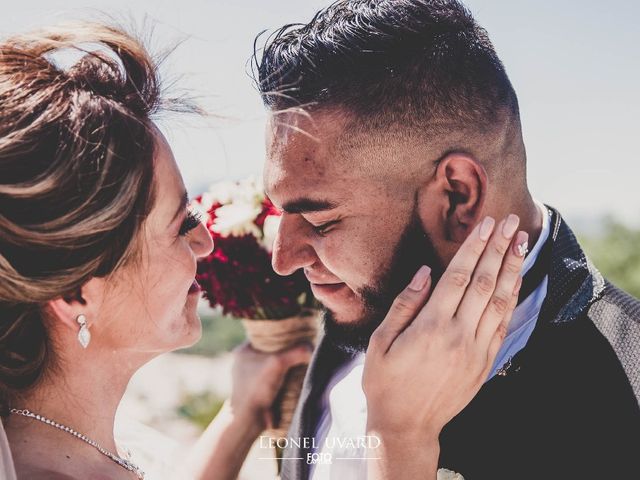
[0, 419, 17, 480]
[0, 416, 187, 480]
[115, 416, 189, 480]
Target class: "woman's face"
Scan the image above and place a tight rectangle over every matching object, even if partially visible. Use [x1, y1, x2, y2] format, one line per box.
[95, 129, 213, 356]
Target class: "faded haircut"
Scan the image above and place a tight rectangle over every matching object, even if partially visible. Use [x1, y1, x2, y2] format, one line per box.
[254, 0, 520, 141]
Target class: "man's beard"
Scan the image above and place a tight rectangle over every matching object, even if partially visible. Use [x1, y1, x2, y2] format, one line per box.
[322, 208, 443, 354]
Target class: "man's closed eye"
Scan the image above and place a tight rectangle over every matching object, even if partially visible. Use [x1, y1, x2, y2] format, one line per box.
[311, 220, 340, 236]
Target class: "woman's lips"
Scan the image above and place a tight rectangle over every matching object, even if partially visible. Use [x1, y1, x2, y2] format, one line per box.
[188, 279, 202, 294]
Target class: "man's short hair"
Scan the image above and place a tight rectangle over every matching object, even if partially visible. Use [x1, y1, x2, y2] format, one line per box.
[255, 0, 519, 135]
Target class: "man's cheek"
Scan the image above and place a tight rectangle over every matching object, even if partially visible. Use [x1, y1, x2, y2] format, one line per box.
[318, 232, 375, 286]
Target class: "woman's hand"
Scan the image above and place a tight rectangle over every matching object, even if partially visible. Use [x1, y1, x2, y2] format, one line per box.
[229, 341, 313, 430]
[364, 215, 528, 479]
[188, 342, 312, 480]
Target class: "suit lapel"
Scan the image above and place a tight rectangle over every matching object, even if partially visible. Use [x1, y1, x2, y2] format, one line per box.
[539, 205, 605, 324]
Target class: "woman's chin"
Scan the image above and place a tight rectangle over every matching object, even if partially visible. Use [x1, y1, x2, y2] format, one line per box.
[186, 319, 203, 347]
[156, 296, 204, 352]
[177, 310, 203, 349]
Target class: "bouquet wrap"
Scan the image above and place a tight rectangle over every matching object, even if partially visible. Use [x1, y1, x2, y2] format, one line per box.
[241, 309, 320, 439]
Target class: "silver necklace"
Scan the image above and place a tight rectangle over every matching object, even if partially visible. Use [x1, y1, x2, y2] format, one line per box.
[9, 408, 145, 479]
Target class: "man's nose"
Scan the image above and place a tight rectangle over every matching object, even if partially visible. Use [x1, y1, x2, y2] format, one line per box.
[271, 214, 315, 276]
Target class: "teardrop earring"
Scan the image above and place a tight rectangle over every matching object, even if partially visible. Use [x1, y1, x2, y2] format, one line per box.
[76, 314, 91, 348]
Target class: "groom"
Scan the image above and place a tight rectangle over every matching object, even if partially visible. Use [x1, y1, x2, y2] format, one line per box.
[256, 1, 640, 479]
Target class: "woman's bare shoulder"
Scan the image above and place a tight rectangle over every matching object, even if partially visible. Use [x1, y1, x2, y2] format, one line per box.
[19, 470, 76, 480]
[20, 467, 119, 480]
[16, 463, 83, 480]
[16, 457, 122, 479]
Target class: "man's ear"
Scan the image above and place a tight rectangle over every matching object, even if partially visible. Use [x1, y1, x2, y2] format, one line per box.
[432, 153, 487, 243]
[47, 277, 107, 332]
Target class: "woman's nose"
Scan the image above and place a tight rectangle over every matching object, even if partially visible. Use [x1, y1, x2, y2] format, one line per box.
[191, 221, 214, 258]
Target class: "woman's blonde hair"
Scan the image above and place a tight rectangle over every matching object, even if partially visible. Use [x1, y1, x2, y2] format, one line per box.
[0, 22, 185, 413]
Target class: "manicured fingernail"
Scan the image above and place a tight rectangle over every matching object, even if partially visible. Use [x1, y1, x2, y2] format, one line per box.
[502, 214, 520, 239]
[479, 216, 495, 241]
[514, 231, 529, 257]
[409, 265, 431, 291]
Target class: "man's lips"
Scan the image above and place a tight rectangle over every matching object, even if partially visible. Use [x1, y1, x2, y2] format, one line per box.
[310, 282, 347, 299]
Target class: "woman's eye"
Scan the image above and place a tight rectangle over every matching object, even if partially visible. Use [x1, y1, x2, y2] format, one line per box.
[311, 220, 339, 236]
[179, 210, 203, 236]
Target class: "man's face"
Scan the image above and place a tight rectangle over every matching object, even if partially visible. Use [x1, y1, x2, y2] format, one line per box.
[264, 111, 443, 353]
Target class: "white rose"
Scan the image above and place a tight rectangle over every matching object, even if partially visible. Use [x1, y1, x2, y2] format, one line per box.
[261, 215, 282, 252]
[211, 202, 262, 238]
[437, 468, 465, 480]
[203, 180, 239, 206]
[233, 176, 264, 206]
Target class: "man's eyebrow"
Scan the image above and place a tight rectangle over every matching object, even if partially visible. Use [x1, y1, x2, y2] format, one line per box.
[281, 198, 338, 214]
[171, 191, 189, 223]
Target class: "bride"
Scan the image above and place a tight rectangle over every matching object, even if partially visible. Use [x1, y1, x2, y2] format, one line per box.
[0, 22, 526, 480]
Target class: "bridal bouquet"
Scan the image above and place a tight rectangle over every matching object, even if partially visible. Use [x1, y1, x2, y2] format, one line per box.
[192, 176, 314, 319]
[192, 176, 319, 442]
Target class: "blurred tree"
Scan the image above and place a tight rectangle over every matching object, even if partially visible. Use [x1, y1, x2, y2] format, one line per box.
[177, 390, 225, 431]
[579, 218, 640, 299]
[179, 313, 246, 357]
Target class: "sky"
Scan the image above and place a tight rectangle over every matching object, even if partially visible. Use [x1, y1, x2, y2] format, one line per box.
[2, 0, 639, 228]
